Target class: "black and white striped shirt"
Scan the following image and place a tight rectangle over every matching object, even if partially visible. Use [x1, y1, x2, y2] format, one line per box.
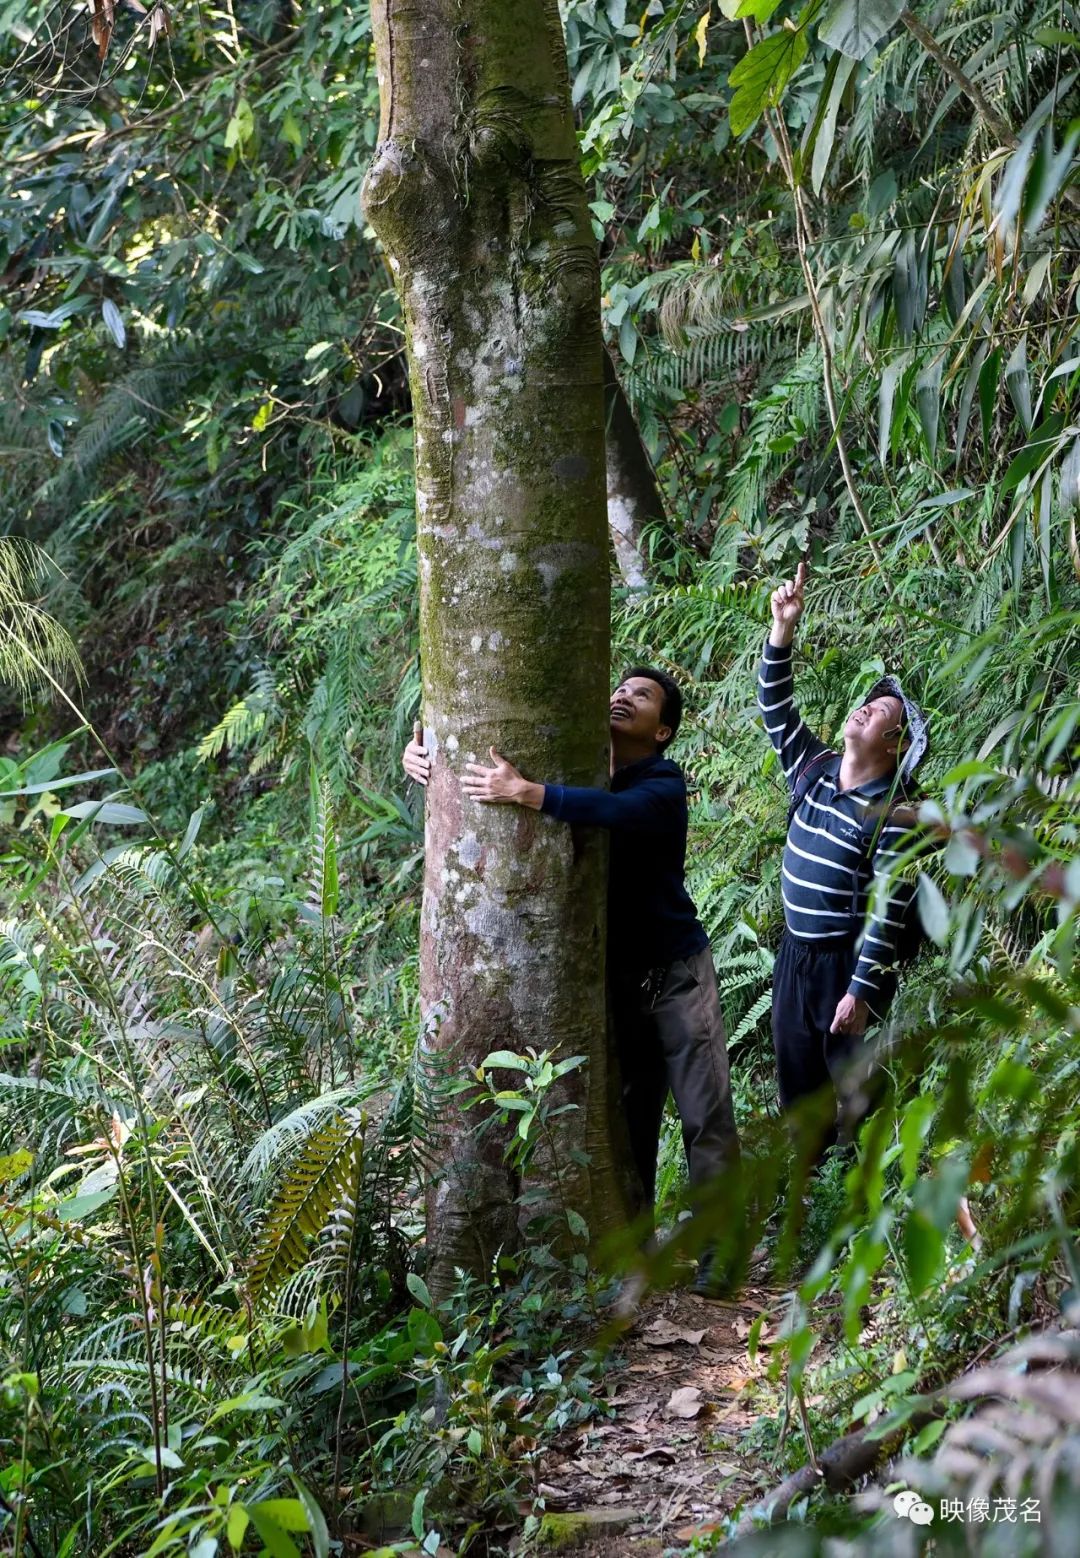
[758, 638, 916, 1007]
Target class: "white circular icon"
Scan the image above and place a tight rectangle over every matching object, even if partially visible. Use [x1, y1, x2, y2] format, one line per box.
[909, 1500, 935, 1525]
[893, 1491, 921, 1516]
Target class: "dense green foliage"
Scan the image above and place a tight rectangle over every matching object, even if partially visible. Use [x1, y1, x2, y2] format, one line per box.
[1, 0, 1078, 1553]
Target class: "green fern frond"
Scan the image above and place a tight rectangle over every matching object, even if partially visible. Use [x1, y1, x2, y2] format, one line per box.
[0, 538, 83, 697]
[248, 1109, 364, 1307]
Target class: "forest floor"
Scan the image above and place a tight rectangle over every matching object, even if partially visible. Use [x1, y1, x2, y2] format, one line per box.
[530, 1262, 791, 1555]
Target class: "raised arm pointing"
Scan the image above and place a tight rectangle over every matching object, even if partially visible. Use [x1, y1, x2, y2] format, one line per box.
[768, 560, 807, 649]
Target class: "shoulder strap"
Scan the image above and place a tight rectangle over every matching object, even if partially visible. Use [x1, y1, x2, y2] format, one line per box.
[787, 749, 832, 827]
[859, 790, 921, 854]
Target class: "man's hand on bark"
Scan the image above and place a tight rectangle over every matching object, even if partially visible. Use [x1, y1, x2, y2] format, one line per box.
[402, 722, 431, 786]
[769, 560, 808, 647]
[830, 993, 870, 1037]
[462, 749, 544, 810]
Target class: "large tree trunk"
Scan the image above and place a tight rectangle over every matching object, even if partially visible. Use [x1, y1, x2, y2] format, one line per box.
[603, 350, 663, 592]
[364, 0, 634, 1294]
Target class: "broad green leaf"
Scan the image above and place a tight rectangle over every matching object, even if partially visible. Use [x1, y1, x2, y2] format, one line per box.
[406, 1272, 433, 1309]
[226, 1505, 249, 1550]
[1000, 412, 1066, 494]
[905, 1208, 945, 1295]
[60, 801, 147, 825]
[208, 1391, 284, 1421]
[729, 30, 810, 138]
[1032, 26, 1080, 44]
[0, 766, 116, 798]
[250, 1500, 309, 1533]
[57, 1188, 116, 1221]
[480, 1050, 529, 1071]
[294, 1483, 330, 1558]
[917, 873, 950, 945]
[900, 1095, 936, 1185]
[735, 0, 783, 20]
[411, 1489, 427, 1542]
[17, 300, 88, 330]
[224, 98, 255, 151]
[1022, 249, 1053, 307]
[694, 7, 711, 65]
[101, 299, 126, 349]
[910, 488, 976, 514]
[247, 1507, 301, 1558]
[819, 0, 904, 59]
[177, 804, 206, 861]
[913, 1417, 949, 1454]
[141, 1445, 184, 1470]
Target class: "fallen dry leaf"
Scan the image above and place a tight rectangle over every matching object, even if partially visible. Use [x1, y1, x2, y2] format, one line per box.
[644, 1317, 706, 1347]
[675, 1523, 724, 1542]
[625, 1443, 678, 1461]
[666, 1385, 703, 1419]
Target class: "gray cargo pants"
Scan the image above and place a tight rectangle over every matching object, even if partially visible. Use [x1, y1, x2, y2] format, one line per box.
[611, 946, 740, 1207]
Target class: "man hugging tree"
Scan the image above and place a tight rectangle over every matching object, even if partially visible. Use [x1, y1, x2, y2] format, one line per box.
[404, 668, 740, 1294]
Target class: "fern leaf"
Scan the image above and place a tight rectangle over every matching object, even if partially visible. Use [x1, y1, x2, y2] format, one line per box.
[248, 1111, 364, 1307]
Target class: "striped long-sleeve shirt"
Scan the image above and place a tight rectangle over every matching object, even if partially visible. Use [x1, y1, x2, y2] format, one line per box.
[758, 638, 916, 1009]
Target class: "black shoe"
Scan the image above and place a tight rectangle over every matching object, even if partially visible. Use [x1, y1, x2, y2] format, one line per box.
[691, 1247, 738, 1300]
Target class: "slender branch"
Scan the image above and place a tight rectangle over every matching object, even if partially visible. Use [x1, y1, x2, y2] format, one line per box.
[755, 70, 891, 584]
[899, 9, 1017, 149]
[898, 9, 1080, 211]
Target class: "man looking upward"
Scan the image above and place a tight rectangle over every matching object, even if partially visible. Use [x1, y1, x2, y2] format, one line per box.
[760, 562, 929, 1146]
[403, 670, 740, 1281]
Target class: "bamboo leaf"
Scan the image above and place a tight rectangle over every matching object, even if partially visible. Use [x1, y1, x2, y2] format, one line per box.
[978, 346, 1002, 445]
[878, 350, 910, 468]
[916, 355, 944, 462]
[804, 52, 856, 196]
[954, 340, 987, 462]
[1004, 336, 1032, 432]
[893, 231, 927, 342]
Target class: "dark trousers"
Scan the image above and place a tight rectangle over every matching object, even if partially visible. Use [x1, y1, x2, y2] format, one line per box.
[771, 930, 891, 1150]
[611, 946, 740, 1207]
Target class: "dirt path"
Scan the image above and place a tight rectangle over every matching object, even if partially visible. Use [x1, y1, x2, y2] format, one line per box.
[532, 1275, 787, 1554]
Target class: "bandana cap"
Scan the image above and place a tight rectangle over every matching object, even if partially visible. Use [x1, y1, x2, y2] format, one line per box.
[864, 675, 929, 783]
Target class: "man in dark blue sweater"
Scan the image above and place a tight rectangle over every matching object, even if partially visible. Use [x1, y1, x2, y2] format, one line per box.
[403, 669, 740, 1231]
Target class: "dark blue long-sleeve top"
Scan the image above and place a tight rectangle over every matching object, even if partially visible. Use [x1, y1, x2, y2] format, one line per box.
[541, 753, 708, 973]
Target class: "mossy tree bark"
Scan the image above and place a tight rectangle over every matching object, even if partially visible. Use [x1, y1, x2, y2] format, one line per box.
[364, 0, 635, 1294]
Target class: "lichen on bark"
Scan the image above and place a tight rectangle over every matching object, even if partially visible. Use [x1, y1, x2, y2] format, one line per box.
[364, 0, 635, 1295]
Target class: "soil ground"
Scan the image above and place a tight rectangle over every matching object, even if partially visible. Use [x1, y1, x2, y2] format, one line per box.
[531, 1272, 788, 1554]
